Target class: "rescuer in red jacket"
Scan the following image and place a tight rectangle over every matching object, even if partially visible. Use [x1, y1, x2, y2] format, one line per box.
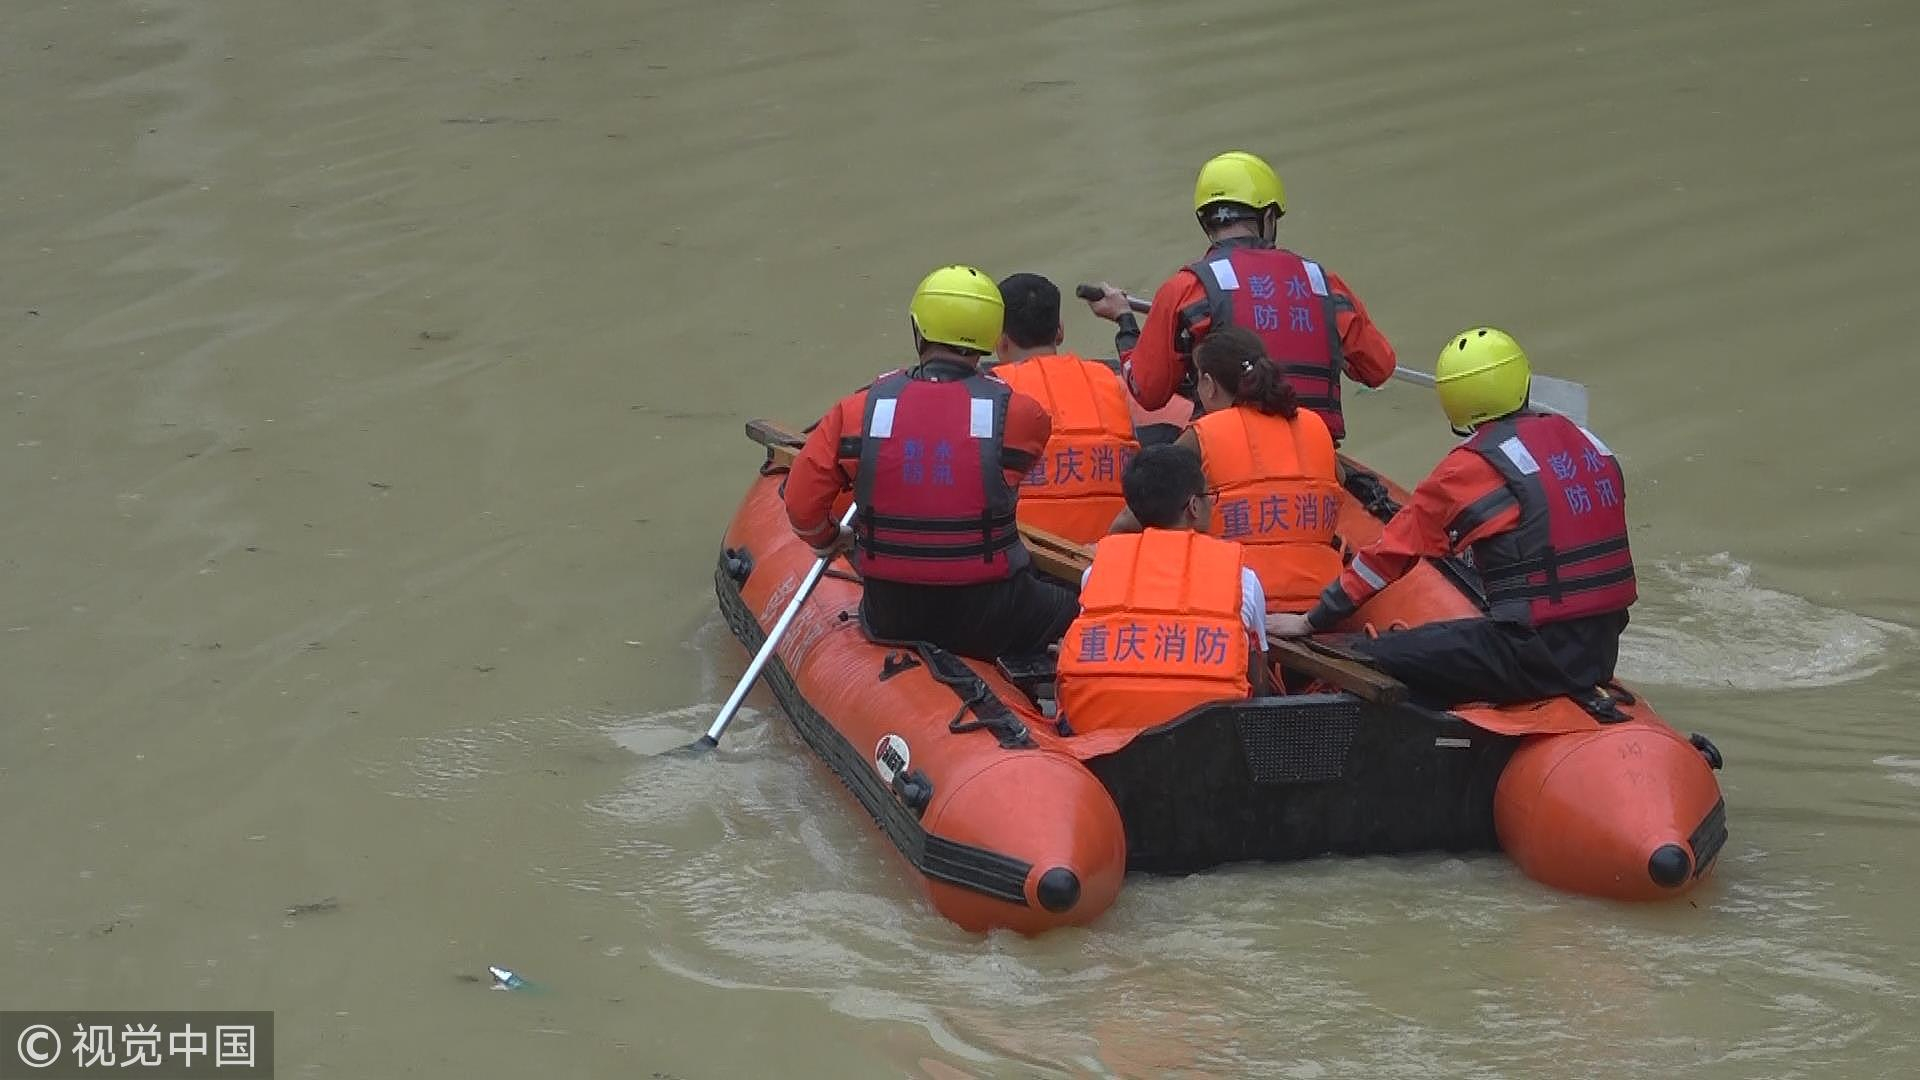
[784, 265, 1079, 660]
[1268, 328, 1637, 705]
[1083, 151, 1396, 442]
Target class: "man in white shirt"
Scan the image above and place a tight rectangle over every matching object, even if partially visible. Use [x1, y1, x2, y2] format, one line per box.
[1056, 445, 1269, 734]
[1077, 559, 1268, 666]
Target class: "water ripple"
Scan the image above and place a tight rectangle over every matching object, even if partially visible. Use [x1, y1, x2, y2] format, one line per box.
[1621, 554, 1912, 690]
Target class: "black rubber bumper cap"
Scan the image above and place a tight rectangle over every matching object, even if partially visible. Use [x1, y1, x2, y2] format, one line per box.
[1036, 867, 1081, 913]
[1648, 844, 1692, 888]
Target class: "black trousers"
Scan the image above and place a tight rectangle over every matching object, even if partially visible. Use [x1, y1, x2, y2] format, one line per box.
[860, 568, 1080, 661]
[1344, 611, 1629, 706]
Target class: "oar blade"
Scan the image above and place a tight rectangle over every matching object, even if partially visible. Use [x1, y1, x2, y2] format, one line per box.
[1530, 375, 1590, 426]
[665, 733, 721, 756]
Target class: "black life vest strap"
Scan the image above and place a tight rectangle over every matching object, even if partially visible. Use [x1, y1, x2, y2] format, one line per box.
[1484, 562, 1636, 604]
[856, 531, 1022, 561]
[862, 510, 1018, 533]
[1445, 487, 1520, 546]
[1479, 535, 1632, 583]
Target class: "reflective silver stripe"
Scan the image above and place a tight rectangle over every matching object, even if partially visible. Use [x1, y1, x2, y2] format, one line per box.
[868, 397, 896, 438]
[969, 397, 994, 438]
[1208, 258, 1240, 290]
[1351, 556, 1389, 591]
[1302, 259, 1329, 297]
[1497, 436, 1540, 475]
[1578, 426, 1614, 457]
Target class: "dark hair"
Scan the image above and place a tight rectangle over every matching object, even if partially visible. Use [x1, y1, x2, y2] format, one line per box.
[1198, 203, 1282, 236]
[1122, 444, 1207, 529]
[1194, 325, 1299, 418]
[996, 273, 1061, 350]
[1198, 203, 1260, 232]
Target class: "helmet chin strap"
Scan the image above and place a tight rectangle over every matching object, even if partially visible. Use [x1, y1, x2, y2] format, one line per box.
[1451, 391, 1534, 438]
[910, 320, 926, 353]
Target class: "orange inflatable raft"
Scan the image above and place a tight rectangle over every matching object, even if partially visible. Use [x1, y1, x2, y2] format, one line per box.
[712, 422, 1727, 933]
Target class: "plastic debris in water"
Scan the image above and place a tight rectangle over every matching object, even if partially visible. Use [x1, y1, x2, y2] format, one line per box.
[488, 965, 530, 991]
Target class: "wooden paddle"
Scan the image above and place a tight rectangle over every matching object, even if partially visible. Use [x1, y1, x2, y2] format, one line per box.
[742, 419, 1405, 704]
[1073, 284, 1592, 426]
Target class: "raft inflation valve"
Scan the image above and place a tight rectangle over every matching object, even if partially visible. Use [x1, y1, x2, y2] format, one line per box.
[891, 768, 934, 816]
[1036, 867, 1081, 913]
[1647, 844, 1692, 888]
[722, 547, 754, 585]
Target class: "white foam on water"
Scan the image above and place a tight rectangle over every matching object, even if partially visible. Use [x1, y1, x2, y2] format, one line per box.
[603, 702, 750, 756]
[598, 614, 781, 755]
[1873, 755, 1920, 788]
[1618, 553, 1913, 690]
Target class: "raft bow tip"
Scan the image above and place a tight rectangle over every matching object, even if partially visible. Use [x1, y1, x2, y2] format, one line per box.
[1647, 843, 1693, 889]
[1036, 867, 1082, 914]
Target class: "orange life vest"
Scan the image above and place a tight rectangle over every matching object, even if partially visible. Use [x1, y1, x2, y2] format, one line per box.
[1191, 404, 1345, 612]
[993, 354, 1141, 546]
[1057, 529, 1252, 735]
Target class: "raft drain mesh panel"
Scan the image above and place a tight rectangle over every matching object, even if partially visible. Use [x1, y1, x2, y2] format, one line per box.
[1234, 702, 1363, 784]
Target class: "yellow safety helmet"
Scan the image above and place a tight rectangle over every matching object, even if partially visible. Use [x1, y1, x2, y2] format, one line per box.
[1435, 327, 1532, 430]
[1193, 151, 1287, 222]
[909, 264, 1004, 355]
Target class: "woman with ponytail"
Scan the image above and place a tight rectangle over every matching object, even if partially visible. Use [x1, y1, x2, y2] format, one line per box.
[1192, 325, 1303, 419]
[1179, 326, 1346, 612]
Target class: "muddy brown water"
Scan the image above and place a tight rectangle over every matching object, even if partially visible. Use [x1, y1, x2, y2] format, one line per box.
[5, 0, 1918, 1076]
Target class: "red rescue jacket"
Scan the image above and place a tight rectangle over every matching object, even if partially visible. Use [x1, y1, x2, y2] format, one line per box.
[851, 369, 1029, 585]
[1463, 412, 1637, 626]
[1180, 238, 1349, 438]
